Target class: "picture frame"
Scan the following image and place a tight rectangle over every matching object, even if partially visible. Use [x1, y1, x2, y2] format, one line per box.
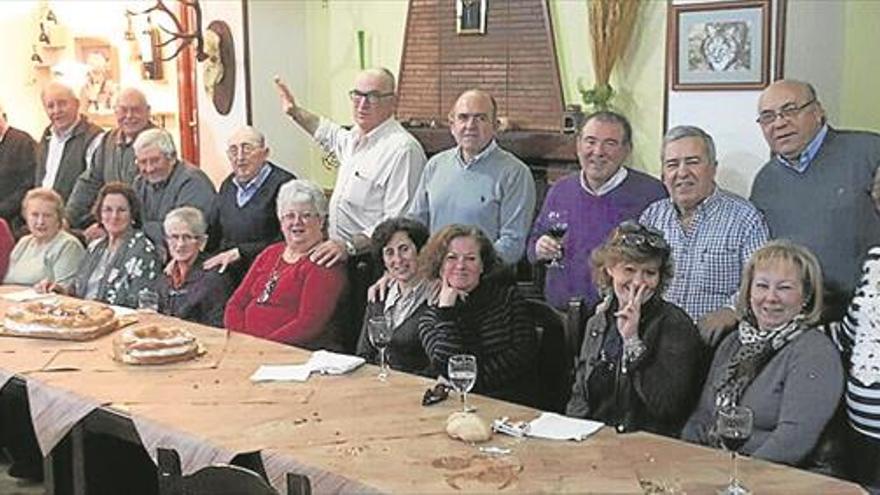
[668, 0, 770, 91]
[457, 0, 487, 35]
[74, 37, 120, 115]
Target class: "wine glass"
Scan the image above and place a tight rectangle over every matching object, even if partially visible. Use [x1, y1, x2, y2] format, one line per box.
[546, 210, 569, 269]
[716, 405, 754, 495]
[447, 354, 477, 412]
[367, 316, 393, 381]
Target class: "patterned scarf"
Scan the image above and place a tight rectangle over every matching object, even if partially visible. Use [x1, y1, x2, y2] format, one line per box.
[713, 315, 806, 410]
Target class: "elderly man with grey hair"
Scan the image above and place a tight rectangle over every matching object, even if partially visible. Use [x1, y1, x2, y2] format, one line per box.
[35, 80, 103, 202]
[640, 125, 768, 343]
[203, 125, 295, 284]
[275, 68, 426, 267]
[66, 87, 155, 238]
[752, 79, 880, 324]
[132, 128, 215, 260]
[0, 101, 37, 227]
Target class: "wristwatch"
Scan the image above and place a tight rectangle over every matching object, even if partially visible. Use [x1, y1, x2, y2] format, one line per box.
[344, 239, 357, 257]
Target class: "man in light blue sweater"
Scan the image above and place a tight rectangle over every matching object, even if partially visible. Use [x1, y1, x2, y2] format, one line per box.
[407, 89, 536, 264]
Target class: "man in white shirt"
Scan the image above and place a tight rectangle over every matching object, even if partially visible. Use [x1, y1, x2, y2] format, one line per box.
[275, 69, 427, 267]
[35, 81, 103, 202]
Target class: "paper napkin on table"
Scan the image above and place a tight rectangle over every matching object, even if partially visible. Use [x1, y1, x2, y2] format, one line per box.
[307, 350, 365, 375]
[525, 412, 604, 441]
[250, 350, 365, 383]
[250, 364, 313, 382]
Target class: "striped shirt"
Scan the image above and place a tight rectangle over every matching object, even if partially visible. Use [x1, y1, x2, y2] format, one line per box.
[829, 246, 880, 440]
[640, 187, 769, 320]
[418, 281, 537, 394]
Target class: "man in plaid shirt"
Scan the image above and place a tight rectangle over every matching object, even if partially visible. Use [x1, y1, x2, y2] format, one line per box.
[640, 126, 768, 344]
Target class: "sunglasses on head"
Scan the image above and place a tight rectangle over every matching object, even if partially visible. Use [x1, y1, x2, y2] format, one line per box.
[616, 220, 669, 252]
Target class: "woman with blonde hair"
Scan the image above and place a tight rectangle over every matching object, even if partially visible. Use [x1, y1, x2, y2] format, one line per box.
[682, 240, 844, 466]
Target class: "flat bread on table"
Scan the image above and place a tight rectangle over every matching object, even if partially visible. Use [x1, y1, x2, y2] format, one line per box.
[2, 299, 118, 341]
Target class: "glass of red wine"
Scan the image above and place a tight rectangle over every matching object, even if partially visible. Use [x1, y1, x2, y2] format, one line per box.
[546, 210, 569, 269]
[716, 405, 754, 495]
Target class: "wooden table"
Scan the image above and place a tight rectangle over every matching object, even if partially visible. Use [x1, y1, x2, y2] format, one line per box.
[0, 287, 865, 494]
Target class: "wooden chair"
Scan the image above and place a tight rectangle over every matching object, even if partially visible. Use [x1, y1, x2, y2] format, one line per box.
[524, 298, 571, 413]
[157, 448, 311, 495]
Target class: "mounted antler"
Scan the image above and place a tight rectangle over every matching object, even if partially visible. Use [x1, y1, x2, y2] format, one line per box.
[127, 0, 208, 62]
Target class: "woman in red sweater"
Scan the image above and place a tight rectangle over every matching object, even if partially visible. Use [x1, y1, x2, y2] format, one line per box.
[0, 217, 13, 280]
[224, 179, 347, 350]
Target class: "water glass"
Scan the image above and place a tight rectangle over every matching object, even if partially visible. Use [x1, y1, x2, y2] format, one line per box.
[447, 354, 477, 412]
[137, 289, 160, 313]
[367, 316, 393, 380]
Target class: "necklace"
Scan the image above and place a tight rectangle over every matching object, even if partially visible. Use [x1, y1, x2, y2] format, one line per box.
[256, 254, 287, 304]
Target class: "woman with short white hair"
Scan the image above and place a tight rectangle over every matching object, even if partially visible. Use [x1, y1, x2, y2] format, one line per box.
[225, 179, 347, 350]
[156, 206, 231, 327]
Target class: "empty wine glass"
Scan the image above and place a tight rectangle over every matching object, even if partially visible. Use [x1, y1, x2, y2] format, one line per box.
[716, 405, 754, 495]
[367, 316, 393, 381]
[546, 210, 569, 269]
[447, 354, 477, 412]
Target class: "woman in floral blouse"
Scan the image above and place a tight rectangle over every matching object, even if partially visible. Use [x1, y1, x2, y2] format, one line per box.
[39, 182, 160, 308]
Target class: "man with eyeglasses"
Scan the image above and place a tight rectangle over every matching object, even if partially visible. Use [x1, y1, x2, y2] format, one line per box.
[202, 126, 295, 284]
[527, 111, 666, 310]
[751, 79, 880, 322]
[132, 128, 215, 261]
[66, 87, 155, 240]
[274, 68, 426, 267]
[641, 125, 768, 343]
[408, 89, 536, 265]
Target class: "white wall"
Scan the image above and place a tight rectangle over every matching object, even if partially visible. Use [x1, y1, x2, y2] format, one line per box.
[196, 0, 251, 185]
[666, 0, 848, 197]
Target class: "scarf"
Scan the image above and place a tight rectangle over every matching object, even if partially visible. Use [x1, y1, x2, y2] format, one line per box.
[713, 316, 806, 410]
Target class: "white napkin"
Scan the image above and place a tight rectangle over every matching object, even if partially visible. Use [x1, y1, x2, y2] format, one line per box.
[250, 364, 312, 382]
[109, 305, 138, 317]
[307, 350, 365, 375]
[250, 350, 365, 383]
[525, 412, 604, 441]
[1, 289, 54, 302]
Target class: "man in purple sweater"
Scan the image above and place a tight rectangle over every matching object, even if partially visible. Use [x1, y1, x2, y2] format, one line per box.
[527, 112, 666, 310]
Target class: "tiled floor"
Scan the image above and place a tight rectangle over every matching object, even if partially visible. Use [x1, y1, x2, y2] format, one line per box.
[0, 459, 44, 495]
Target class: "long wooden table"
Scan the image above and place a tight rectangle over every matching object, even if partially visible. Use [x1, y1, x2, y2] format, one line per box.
[0, 286, 865, 494]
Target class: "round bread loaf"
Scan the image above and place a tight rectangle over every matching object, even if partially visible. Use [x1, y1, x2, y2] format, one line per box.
[113, 324, 201, 365]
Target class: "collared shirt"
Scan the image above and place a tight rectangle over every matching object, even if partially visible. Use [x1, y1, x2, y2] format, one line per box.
[42, 123, 77, 188]
[639, 187, 769, 320]
[383, 279, 431, 329]
[314, 117, 427, 241]
[458, 139, 497, 166]
[233, 162, 272, 207]
[407, 140, 536, 264]
[580, 166, 628, 197]
[776, 123, 829, 173]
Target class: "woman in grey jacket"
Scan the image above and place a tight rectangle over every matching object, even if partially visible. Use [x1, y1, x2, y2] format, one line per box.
[682, 240, 844, 466]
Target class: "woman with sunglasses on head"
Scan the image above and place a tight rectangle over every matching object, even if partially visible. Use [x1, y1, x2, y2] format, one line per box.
[224, 179, 347, 350]
[156, 207, 231, 327]
[566, 221, 705, 437]
[682, 241, 843, 467]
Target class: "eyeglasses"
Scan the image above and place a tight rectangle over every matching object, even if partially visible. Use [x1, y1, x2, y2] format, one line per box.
[167, 233, 203, 244]
[755, 99, 816, 125]
[616, 220, 669, 251]
[348, 89, 394, 105]
[226, 142, 261, 158]
[280, 211, 319, 223]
